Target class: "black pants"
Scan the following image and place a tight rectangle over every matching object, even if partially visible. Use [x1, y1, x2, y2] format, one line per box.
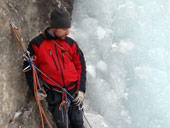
[46, 88, 84, 128]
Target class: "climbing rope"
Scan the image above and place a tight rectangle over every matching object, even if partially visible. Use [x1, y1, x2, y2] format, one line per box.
[32, 63, 53, 128]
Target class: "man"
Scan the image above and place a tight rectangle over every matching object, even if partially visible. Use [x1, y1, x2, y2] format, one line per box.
[24, 7, 86, 128]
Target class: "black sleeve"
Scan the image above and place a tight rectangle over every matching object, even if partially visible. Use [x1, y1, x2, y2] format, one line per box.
[77, 46, 86, 93]
[64, 37, 87, 93]
[73, 42, 86, 93]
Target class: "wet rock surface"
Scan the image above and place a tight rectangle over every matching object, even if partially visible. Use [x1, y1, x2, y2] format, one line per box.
[0, 0, 73, 127]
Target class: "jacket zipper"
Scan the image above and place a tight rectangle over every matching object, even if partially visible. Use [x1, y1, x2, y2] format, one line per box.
[61, 50, 65, 69]
[49, 49, 58, 71]
[55, 44, 66, 87]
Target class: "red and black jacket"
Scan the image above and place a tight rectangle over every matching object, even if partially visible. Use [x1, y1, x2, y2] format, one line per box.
[24, 28, 86, 92]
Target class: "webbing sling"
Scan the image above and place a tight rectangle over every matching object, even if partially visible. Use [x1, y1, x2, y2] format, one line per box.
[59, 93, 70, 128]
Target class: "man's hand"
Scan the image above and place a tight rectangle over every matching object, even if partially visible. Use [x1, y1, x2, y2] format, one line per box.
[38, 89, 47, 101]
[73, 91, 85, 106]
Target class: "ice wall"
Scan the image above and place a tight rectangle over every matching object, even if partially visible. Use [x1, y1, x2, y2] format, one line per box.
[71, 0, 170, 128]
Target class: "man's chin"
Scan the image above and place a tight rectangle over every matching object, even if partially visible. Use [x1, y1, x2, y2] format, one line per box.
[58, 36, 66, 40]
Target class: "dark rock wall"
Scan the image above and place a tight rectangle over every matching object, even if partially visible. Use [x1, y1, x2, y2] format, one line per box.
[0, 0, 74, 127]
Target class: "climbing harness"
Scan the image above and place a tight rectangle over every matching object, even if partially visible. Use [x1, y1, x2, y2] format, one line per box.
[10, 22, 92, 128]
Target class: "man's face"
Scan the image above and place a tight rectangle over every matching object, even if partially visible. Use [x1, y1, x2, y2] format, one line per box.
[54, 28, 69, 40]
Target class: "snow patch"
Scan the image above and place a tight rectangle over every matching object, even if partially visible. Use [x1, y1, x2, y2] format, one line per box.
[84, 112, 109, 128]
[14, 111, 22, 119]
[134, 65, 152, 79]
[96, 60, 107, 72]
[87, 65, 96, 78]
[97, 26, 106, 40]
[112, 39, 134, 53]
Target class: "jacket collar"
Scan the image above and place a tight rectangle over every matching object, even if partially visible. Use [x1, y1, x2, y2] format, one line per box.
[44, 27, 59, 40]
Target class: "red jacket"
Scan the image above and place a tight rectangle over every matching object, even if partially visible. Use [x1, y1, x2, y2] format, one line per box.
[24, 28, 86, 92]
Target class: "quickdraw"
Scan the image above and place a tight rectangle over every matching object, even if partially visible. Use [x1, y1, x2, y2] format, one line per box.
[59, 93, 71, 128]
[11, 22, 53, 128]
[10, 22, 92, 128]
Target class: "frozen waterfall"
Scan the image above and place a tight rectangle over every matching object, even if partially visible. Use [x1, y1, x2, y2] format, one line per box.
[70, 0, 170, 128]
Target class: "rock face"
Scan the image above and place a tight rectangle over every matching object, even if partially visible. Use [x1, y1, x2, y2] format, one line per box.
[0, 0, 73, 128]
